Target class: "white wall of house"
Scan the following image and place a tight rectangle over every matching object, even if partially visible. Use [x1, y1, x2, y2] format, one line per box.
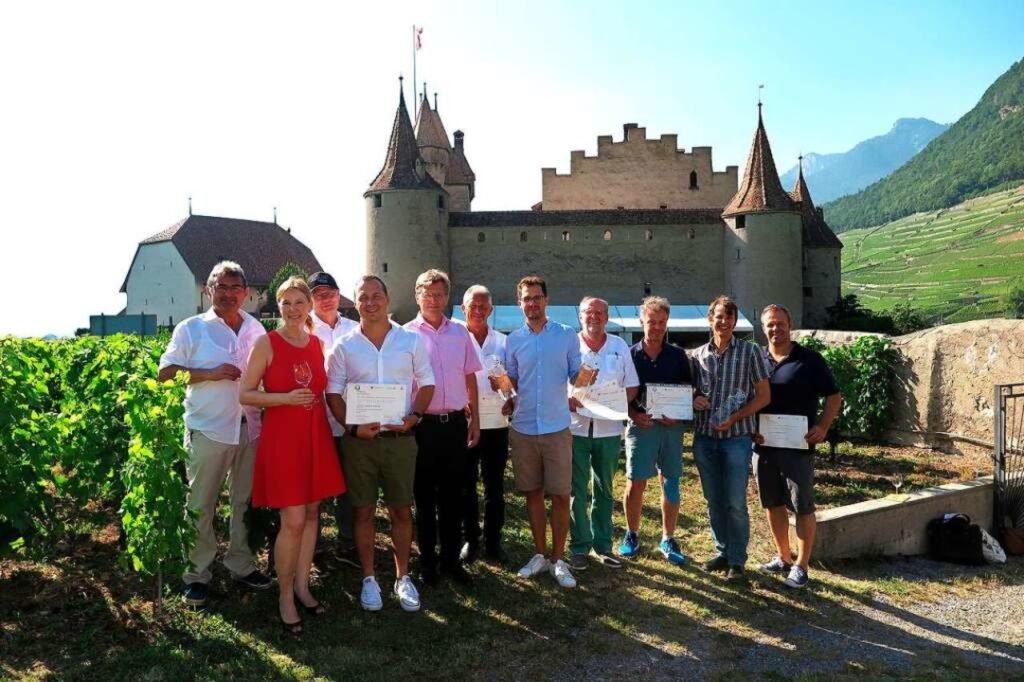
[124, 242, 199, 326]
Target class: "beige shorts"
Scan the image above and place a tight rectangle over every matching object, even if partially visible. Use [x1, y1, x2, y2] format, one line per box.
[509, 427, 572, 496]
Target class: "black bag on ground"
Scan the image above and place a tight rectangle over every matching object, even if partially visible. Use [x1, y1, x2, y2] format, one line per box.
[926, 513, 986, 565]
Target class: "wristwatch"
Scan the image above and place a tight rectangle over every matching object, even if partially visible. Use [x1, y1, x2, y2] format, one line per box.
[412, 411, 424, 424]
[348, 425, 359, 437]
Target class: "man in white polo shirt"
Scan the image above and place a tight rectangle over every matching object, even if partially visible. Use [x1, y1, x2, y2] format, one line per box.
[158, 260, 272, 608]
[568, 296, 639, 572]
[326, 275, 435, 613]
[307, 271, 359, 566]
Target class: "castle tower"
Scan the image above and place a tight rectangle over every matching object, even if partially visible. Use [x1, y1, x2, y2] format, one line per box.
[790, 158, 843, 328]
[722, 105, 803, 332]
[415, 90, 452, 186]
[446, 130, 476, 211]
[365, 80, 450, 322]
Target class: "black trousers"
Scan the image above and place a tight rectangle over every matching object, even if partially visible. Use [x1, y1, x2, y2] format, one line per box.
[462, 427, 510, 553]
[414, 413, 471, 570]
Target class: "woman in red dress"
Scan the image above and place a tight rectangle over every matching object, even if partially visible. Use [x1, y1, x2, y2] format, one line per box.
[240, 276, 345, 634]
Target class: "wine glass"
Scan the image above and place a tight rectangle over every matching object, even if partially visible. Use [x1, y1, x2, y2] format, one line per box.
[293, 361, 313, 410]
[487, 355, 514, 400]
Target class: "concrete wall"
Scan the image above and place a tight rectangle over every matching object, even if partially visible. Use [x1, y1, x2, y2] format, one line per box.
[449, 222, 726, 308]
[803, 247, 842, 328]
[446, 183, 472, 212]
[723, 212, 804, 335]
[124, 242, 202, 326]
[366, 189, 450, 323]
[541, 125, 738, 210]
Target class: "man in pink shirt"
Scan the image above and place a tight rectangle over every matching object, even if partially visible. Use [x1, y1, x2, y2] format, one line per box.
[404, 269, 482, 586]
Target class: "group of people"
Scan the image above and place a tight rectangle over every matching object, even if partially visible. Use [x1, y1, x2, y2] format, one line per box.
[159, 260, 842, 635]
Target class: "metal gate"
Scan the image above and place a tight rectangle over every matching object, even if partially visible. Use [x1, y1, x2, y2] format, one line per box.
[994, 383, 1024, 533]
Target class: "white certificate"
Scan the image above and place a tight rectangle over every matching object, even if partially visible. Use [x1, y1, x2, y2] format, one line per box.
[578, 382, 628, 421]
[645, 383, 693, 420]
[759, 414, 809, 450]
[345, 383, 407, 425]
[478, 391, 510, 430]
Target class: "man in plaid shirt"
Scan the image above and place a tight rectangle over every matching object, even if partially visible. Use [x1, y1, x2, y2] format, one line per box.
[690, 295, 771, 583]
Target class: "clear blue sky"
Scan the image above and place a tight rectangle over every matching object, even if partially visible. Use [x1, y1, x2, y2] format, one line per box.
[0, 0, 1021, 336]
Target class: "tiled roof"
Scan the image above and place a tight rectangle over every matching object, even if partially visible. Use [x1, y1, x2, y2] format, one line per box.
[722, 107, 797, 217]
[120, 215, 323, 292]
[449, 208, 724, 227]
[415, 94, 452, 151]
[446, 130, 475, 187]
[366, 83, 442, 193]
[789, 166, 843, 249]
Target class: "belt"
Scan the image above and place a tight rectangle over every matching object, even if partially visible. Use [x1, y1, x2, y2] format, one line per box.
[375, 430, 414, 439]
[420, 411, 466, 424]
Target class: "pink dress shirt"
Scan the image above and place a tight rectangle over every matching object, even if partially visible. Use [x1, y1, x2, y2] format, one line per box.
[404, 314, 483, 414]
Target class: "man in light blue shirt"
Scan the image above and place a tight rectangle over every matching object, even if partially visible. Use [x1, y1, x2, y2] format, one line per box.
[504, 276, 582, 589]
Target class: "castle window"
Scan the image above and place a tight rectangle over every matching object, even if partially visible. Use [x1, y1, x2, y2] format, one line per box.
[689, 170, 699, 190]
[659, 204, 667, 210]
[170, 297, 174, 304]
[643, 283, 652, 296]
[804, 287, 813, 297]
[735, 249, 741, 261]
[644, 229, 653, 241]
[688, 228, 695, 239]
[383, 263, 388, 273]
[603, 230, 612, 241]
[561, 231, 571, 241]
[437, 195, 446, 210]
[736, 215, 746, 229]
[373, 194, 382, 208]
[477, 232, 486, 243]
[520, 231, 528, 242]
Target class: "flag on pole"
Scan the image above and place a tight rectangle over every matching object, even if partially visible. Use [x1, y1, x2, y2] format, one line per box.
[414, 26, 423, 50]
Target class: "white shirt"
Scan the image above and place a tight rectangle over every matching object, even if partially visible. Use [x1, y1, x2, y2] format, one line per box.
[459, 321, 509, 430]
[569, 333, 640, 438]
[159, 308, 266, 445]
[312, 311, 359, 436]
[326, 321, 436, 418]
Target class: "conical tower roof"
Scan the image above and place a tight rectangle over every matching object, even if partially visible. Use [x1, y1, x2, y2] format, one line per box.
[722, 107, 797, 217]
[788, 162, 842, 248]
[367, 81, 442, 193]
[416, 92, 452, 151]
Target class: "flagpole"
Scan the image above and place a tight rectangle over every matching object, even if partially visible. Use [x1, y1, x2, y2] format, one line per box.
[412, 25, 418, 125]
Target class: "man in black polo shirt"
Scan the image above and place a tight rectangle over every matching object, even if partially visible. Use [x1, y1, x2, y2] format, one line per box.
[755, 304, 842, 589]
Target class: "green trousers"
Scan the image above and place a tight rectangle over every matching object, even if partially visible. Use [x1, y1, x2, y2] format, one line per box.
[569, 434, 621, 555]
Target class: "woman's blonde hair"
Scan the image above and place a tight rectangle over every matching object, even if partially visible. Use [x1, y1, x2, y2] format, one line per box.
[276, 276, 315, 333]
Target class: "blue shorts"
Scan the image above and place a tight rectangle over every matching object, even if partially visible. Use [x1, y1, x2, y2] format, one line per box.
[624, 422, 685, 480]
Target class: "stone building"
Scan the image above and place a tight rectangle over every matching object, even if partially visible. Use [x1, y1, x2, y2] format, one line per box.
[365, 81, 841, 328]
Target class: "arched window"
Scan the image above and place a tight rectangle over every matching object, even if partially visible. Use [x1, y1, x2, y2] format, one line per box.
[477, 232, 486, 243]
[689, 170, 699, 190]
[561, 231, 571, 241]
[520, 231, 528, 242]
[603, 230, 612, 241]
[688, 228, 695, 239]
[644, 229, 653, 241]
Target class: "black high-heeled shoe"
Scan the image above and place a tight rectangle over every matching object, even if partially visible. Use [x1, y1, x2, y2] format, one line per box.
[279, 614, 303, 636]
[295, 592, 326, 616]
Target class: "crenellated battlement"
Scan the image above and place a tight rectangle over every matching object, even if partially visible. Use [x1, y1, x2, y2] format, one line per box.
[541, 123, 739, 210]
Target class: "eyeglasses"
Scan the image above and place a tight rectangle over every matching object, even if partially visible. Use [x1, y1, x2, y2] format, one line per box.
[520, 295, 546, 304]
[212, 284, 246, 294]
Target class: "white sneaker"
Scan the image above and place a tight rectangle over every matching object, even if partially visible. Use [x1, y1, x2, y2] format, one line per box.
[394, 575, 421, 612]
[550, 559, 577, 588]
[517, 553, 551, 579]
[360, 576, 383, 611]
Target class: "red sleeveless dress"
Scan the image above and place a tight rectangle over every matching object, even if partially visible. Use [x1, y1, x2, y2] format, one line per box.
[252, 331, 345, 509]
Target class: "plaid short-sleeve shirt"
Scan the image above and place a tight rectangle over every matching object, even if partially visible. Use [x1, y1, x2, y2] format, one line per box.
[690, 336, 770, 439]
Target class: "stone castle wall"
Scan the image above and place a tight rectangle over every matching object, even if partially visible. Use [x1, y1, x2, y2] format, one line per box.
[541, 125, 738, 211]
[803, 247, 842, 328]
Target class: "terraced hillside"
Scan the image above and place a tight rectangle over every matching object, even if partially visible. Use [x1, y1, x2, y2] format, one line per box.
[841, 185, 1024, 322]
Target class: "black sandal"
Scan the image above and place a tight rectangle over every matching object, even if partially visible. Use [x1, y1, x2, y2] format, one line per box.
[279, 615, 303, 636]
[295, 591, 326, 616]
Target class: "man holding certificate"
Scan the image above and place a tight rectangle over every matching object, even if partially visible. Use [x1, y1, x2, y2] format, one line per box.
[404, 270, 482, 587]
[754, 304, 841, 589]
[619, 296, 693, 566]
[458, 284, 512, 565]
[326, 275, 435, 613]
[505, 276, 582, 589]
[690, 295, 771, 583]
[567, 297, 639, 572]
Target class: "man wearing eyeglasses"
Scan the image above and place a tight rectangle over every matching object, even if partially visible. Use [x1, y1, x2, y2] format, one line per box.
[158, 261, 272, 608]
[307, 271, 359, 567]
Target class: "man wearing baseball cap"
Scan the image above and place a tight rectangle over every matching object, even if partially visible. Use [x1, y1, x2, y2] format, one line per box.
[308, 271, 359, 566]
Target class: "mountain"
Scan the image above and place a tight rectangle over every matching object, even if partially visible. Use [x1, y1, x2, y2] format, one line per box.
[779, 118, 948, 204]
[826, 58, 1024, 232]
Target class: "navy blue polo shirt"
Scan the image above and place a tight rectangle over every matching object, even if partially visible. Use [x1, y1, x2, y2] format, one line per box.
[758, 342, 839, 451]
[629, 341, 692, 412]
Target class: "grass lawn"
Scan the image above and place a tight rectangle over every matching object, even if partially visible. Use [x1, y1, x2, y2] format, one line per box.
[0, 441, 1017, 681]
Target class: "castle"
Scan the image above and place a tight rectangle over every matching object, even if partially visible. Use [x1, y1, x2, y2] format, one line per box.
[365, 80, 842, 330]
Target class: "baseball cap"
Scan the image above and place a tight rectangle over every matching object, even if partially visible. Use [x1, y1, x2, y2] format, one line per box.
[307, 271, 339, 291]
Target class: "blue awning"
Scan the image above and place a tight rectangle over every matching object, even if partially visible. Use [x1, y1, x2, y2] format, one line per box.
[451, 304, 752, 334]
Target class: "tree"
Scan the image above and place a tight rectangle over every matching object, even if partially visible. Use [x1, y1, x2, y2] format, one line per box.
[888, 302, 927, 335]
[1006, 280, 1024, 319]
[267, 262, 308, 314]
